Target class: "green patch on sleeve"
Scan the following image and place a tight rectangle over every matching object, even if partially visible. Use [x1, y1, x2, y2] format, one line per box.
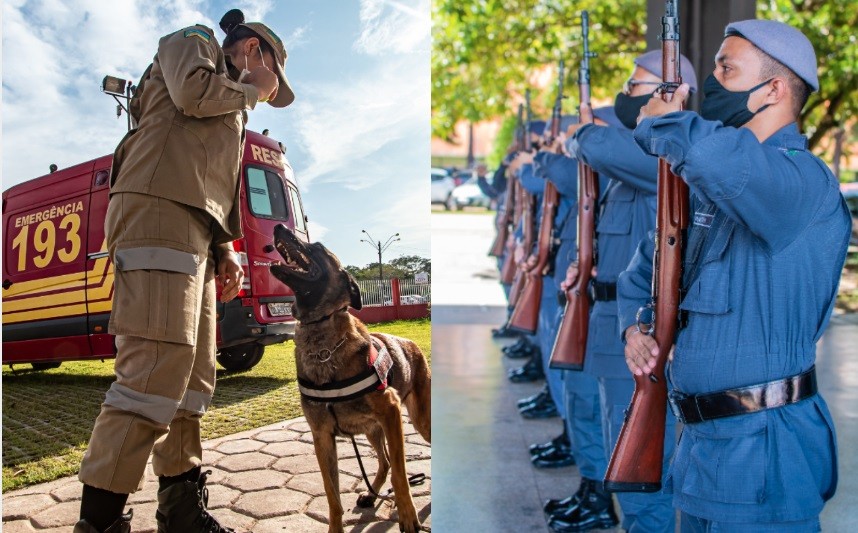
[184, 28, 211, 43]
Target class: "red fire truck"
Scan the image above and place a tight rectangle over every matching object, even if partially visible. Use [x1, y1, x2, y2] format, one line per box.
[2, 130, 307, 372]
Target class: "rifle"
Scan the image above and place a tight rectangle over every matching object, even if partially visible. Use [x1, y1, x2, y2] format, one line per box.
[507, 182, 535, 307]
[490, 104, 526, 257]
[550, 11, 600, 370]
[604, 0, 689, 492]
[507, 62, 564, 333]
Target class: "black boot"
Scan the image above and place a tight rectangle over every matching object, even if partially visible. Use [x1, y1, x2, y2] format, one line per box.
[508, 353, 544, 383]
[77, 485, 132, 533]
[156, 469, 234, 533]
[502, 337, 528, 353]
[74, 510, 133, 533]
[544, 477, 591, 516]
[547, 480, 619, 532]
[530, 427, 571, 456]
[517, 384, 550, 409]
[504, 343, 535, 359]
[531, 444, 576, 468]
[520, 396, 559, 419]
[492, 324, 518, 338]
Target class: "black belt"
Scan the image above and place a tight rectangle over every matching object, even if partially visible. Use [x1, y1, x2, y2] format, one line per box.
[668, 367, 817, 425]
[589, 281, 617, 302]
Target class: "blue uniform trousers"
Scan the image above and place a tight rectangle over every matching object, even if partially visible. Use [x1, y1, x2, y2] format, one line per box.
[538, 275, 564, 418]
[680, 512, 820, 533]
[560, 327, 605, 480]
[599, 377, 676, 533]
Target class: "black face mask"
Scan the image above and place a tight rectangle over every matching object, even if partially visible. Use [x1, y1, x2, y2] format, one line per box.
[700, 74, 773, 128]
[614, 92, 653, 130]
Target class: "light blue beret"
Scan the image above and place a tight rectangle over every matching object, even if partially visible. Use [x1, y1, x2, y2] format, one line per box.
[725, 19, 819, 91]
[634, 50, 699, 93]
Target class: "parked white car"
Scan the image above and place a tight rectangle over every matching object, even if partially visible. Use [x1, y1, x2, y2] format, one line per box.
[452, 177, 491, 210]
[431, 167, 456, 210]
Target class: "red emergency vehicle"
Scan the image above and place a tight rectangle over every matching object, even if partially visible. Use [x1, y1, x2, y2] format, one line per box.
[2, 130, 307, 371]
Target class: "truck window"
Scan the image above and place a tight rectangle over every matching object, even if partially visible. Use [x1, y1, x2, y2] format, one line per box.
[288, 185, 307, 234]
[246, 167, 288, 220]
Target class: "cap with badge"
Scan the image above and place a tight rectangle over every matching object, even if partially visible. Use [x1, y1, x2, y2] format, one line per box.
[219, 9, 295, 107]
[724, 19, 819, 91]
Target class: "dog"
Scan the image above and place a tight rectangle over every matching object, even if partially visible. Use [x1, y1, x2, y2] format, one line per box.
[270, 224, 431, 533]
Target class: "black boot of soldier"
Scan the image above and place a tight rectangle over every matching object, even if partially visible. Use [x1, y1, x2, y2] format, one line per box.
[530, 426, 571, 456]
[547, 480, 619, 532]
[517, 383, 550, 409]
[508, 353, 544, 383]
[156, 467, 234, 533]
[543, 476, 590, 516]
[75, 485, 132, 533]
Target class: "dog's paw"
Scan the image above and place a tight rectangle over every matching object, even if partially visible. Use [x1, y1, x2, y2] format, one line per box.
[398, 519, 422, 533]
[356, 492, 377, 508]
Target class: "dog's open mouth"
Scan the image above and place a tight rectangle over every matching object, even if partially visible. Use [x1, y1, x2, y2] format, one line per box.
[273, 225, 314, 277]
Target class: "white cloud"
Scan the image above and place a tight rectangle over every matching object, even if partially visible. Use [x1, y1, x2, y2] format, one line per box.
[283, 23, 310, 50]
[354, 0, 429, 56]
[289, 0, 429, 191]
[307, 220, 329, 242]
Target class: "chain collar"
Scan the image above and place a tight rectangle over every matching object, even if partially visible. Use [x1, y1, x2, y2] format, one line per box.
[305, 336, 348, 363]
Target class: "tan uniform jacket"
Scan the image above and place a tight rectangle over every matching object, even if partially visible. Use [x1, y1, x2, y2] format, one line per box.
[109, 24, 259, 245]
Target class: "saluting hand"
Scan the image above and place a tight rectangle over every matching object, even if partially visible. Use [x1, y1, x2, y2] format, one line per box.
[624, 325, 674, 376]
[218, 253, 245, 303]
[637, 83, 690, 124]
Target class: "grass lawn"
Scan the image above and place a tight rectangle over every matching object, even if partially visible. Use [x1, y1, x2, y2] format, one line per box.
[430, 205, 494, 215]
[1, 318, 430, 492]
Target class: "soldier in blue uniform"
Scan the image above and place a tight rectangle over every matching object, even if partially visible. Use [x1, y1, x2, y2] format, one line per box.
[549, 51, 698, 533]
[620, 20, 849, 532]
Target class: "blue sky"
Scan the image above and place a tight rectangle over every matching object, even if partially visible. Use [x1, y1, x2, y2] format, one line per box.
[2, 0, 430, 268]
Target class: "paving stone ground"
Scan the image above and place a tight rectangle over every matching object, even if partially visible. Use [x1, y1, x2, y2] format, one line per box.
[2, 416, 431, 532]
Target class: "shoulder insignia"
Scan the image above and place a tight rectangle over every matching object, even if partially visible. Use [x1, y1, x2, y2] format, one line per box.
[785, 149, 800, 156]
[184, 28, 211, 43]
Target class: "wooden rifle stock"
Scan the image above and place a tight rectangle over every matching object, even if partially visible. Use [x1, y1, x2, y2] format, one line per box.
[550, 163, 598, 370]
[604, 0, 688, 492]
[550, 10, 599, 371]
[506, 184, 536, 314]
[489, 175, 515, 257]
[507, 62, 564, 334]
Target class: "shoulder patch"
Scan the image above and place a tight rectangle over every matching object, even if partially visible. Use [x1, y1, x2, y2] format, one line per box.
[184, 28, 211, 43]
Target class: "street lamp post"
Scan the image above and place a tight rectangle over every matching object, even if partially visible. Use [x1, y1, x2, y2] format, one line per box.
[360, 230, 400, 281]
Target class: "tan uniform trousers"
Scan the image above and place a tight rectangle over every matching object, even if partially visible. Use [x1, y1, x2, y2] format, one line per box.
[79, 192, 218, 494]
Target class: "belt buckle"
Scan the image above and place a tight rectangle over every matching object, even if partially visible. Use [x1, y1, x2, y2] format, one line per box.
[667, 390, 687, 423]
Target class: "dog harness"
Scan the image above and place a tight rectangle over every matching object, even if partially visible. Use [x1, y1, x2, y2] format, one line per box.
[297, 338, 392, 402]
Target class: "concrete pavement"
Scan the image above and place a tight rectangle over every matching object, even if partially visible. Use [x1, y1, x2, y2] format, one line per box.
[2, 417, 431, 532]
[430, 211, 858, 532]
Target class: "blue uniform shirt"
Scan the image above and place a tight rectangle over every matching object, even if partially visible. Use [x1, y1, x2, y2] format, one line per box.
[618, 112, 850, 523]
[571, 124, 659, 377]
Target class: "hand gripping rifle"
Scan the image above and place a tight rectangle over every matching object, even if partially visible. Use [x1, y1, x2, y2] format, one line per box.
[550, 11, 599, 370]
[604, 0, 689, 492]
[507, 63, 564, 333]
[490, 104, 527, 258]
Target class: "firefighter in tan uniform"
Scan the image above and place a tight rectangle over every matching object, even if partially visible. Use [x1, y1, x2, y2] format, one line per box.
[75, 9, 293, 533]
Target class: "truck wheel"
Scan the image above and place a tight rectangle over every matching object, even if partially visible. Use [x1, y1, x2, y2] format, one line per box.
[217, 344, 264, 372]
[31, 362, 61, 370]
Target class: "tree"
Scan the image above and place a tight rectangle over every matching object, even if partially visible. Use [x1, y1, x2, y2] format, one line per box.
[344, 256, 431, 281]
[389, 255, 431, 277]
[432, 0, 646, 141]
[759, 1, 858, 150]
[433, 0, 858, 154]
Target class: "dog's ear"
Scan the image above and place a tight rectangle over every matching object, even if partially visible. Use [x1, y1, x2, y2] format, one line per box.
[344, 271, 362, 310]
